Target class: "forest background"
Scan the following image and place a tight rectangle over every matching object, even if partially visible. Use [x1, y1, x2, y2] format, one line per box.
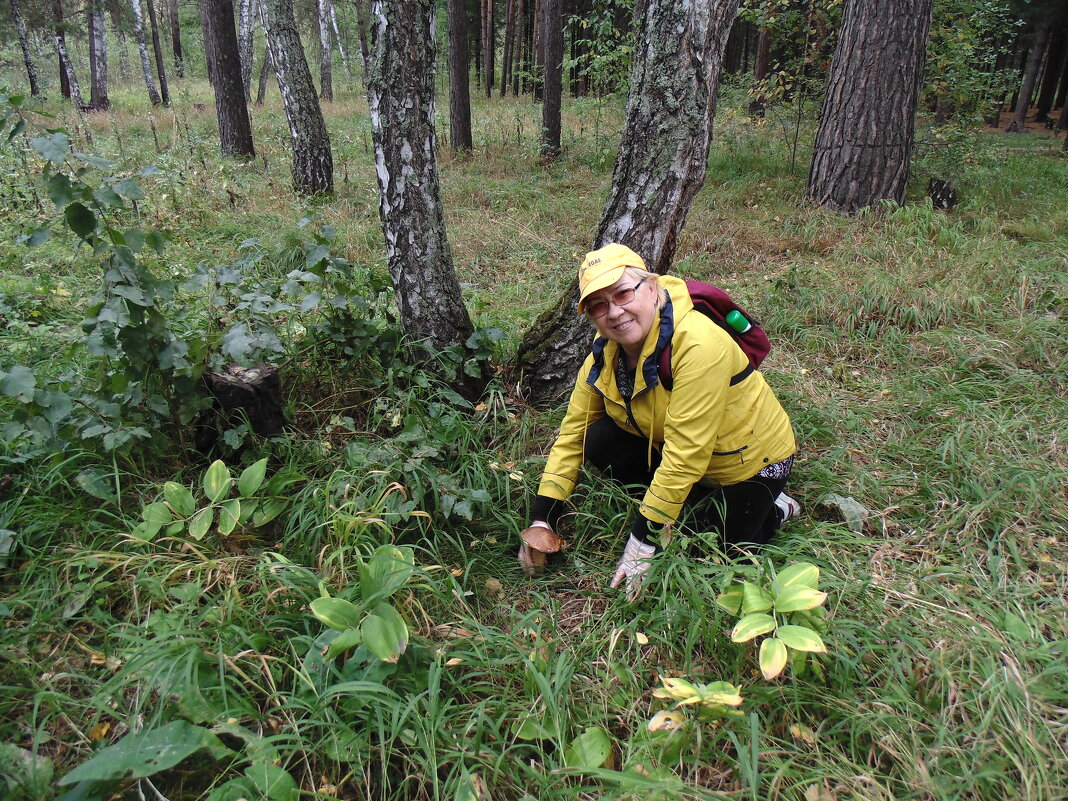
[0, 0, 1066, 799]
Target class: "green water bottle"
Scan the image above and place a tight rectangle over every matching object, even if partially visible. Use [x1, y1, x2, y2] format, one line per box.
[726, 309, 752, 334]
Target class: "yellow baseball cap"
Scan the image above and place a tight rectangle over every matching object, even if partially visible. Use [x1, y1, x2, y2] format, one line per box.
[577, 243, 646, 313]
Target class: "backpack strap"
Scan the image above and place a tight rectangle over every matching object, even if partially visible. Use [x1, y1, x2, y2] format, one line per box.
[657, 345, 754, 391]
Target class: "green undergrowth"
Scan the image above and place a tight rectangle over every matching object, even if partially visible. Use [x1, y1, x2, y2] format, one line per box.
[0, 79, 1066, 801]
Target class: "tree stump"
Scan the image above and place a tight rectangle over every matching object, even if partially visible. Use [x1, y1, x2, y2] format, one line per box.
[195, 364, 286, 452]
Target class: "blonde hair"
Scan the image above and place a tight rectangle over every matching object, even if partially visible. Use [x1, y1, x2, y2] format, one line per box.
[622, 266, 668, 310]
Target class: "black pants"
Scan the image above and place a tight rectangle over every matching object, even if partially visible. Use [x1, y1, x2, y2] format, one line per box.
[583, 416, 789, 548]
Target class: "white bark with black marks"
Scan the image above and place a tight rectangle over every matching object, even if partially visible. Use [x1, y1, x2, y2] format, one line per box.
[87, 0, 110, 110]
[238, 0, 256, 100]
[10, 0, 40, 96]
[130, 0, 163, 105]
[317, 0, 333, 100]
[262, 0, 334, 193]
[516, 0, 741, 405]
[367, 0, 483, 398]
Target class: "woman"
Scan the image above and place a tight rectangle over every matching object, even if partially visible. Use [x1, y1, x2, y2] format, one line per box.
[519, 243, 799, 597]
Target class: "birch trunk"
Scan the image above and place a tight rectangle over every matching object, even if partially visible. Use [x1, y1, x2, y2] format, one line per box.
[317, 0, 333, 100]
[130, 0, 163, 105]
[10, 0, 41, 96]
[515, 0, 741, 405]
[238, 0, 256, 100]
[87, 0, 110, 110]
[262, 0, 334, 192]
[145, 0, 169, 103]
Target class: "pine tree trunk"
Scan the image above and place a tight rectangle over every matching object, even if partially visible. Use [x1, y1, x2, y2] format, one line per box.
[256, 45, 272, 104]
[87, 0, 110, 110]
[239, 0, 256, 100]
[366, 0, 484, 399]
[262, 0, 333, 193]
[748, 25, 769, 116]
[130, 0, 163, 105]
[53, 0, 82, 105]
[807, 0, 933, 214]
[1034, 28, 1065, 123]
[200, 0, 256, 157]
[10, 0, 41, 96]
[170, 0, 184, 78]
[447, 0, 474, 152]
[317, 0, 333, 100]
[354, 0, 370, 82]
[145, 0, 170, 103]
[115, 26, 132, 81]
[539, 0, 562, 160]
[515, 0, 741, 406]
[512, 0, 524, 95]
[1007, 18, 1052, 132]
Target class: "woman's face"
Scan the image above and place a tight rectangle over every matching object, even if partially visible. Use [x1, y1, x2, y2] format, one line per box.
[587, 274, 659, 356]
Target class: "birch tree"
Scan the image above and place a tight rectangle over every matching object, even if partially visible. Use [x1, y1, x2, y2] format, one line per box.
[87, 0, 110, 110]
[515, 0, 741, 405]
[130, 0, 163, 105]
[318, 0, 333, 100]
[9, 0, 41, 96]
[262, 0, 334, 193]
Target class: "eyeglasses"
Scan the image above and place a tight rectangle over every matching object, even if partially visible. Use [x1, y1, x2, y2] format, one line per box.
[586, 279, 647, 319]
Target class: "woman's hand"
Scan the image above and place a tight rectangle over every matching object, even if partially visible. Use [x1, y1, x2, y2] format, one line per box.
[610, 534, 657, 600]
[518, 522, 565, 575]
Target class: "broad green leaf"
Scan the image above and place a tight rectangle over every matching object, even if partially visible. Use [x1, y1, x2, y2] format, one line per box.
[252, 498, 287, 527]
[512, 716, 557, 740]
[759, 637, 788, 680]
[202, 460, 232, 503]
[774, 562, 819, 593]
[564, 726, 612, 769]
[187, 506, 214, 540]
[741, 581, 774, 614]
[163, 482, 196, 517]
[64, 202, 96, 238]
[238, 458, 268, 497]
[360, 545, 415, 602]
[47, 173, 75, 206]
[701, 681, 744, 707]
[243, 762, 297, 801]
[372, 603, 409, 652]
[93, 186, 124, 208]
[239, 499, 258, 525]
[0, 366, 36, 402]
[31, 132, 70, 163]
[774, 586, 828, 613]
[730, 613, 777, 643]
[218, 499, 241, 535]
[58, 721, 230, 785]
[453, 771, 488, 801]
[777, 624, 827, 653]
[715, 584, 743, 614]
[325, 628, 363, 659]
[136, 502, 172, 540]
[310, 597, 363, 631]
[75, 469, 117, 502]
[362, 613, 404, 662]
[652, 677, 699, 703]
[113, 177, 145, 200]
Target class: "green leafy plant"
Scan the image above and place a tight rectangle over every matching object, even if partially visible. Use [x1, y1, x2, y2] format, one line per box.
[132, 458, 292, 542]
[309, 544, 416, 663]
[716, 562, 829, 680]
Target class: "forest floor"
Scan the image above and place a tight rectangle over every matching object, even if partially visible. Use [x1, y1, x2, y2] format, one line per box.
[0, 82, 1066, 801]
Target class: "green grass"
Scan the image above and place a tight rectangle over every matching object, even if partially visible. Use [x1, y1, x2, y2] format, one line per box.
[0, 72, 1066, 801]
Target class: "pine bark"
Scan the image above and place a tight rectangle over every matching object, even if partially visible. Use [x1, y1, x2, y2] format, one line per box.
[807, 0, 933, 214]
[169, 0, 184, 78]
[539, 0, 562, 160]
[262, 0, 333, 193]
[200, 0, 256, 157]
[515, 0, 741, 406]
[145, 0, 170, 103]
[447, 0, 474, 152]
[1034, 28, 1064, 122]
[10, 0, 41, 96]
[482, 0, 494, 96]
[366, 0, 483, 398]
[317, 0, 333, 100]
[1007, 17, 1053, 131]
[87, 0, 110, 110]
[130, 0, 163, 105]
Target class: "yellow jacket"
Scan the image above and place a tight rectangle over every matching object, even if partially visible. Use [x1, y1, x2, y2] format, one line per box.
[537, 276, 796, 525]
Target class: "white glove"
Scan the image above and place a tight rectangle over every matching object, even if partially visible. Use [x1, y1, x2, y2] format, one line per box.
[610, 534, 657, 600]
